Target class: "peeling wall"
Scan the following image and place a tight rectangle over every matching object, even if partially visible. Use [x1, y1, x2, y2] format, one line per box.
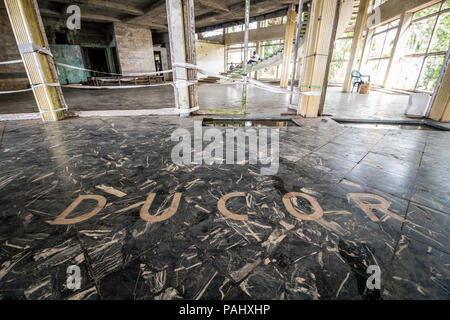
[113, 22, 156, 75]
[196, 40, 225, 79]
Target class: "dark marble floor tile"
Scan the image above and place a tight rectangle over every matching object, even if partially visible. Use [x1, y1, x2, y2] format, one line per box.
[97, 232, 233, 300]
[345, 163, 417, 200]
[313, 142, 371, 163]
[403, 204, 450, 254]
[360, 152, 419, 177]
[382, 236, 450, 300]
[0, 234, 96, 300]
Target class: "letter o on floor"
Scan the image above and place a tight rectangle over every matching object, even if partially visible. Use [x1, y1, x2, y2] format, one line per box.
[282, 192, 323, 221]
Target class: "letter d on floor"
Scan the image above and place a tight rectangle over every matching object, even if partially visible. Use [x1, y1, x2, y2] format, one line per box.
[51, 195, 107, 225]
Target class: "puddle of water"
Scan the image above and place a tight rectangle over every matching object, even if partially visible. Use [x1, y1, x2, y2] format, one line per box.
[202, 118, 300, 127]
[333, 119, 449, 131]
[338, 123, 437, 131]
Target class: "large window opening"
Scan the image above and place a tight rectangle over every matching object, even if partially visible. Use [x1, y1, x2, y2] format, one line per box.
[395, 0, 449, 92]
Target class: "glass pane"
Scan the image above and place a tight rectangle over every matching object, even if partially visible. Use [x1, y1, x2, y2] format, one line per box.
[228, 50, 242, 65]
[260, 65, 278, 80]
[429, 12, 450, 52]
[413, 3, 441, 19]
[329, 61, 349, 83]
[382, 28, 398, 57]
[407, 17, 438, 54]
[332, 38, 352, 61]
[443, 0, 450, 10]
[369, 33, 385, 58]
[417, 55, 445, 92]
[396, 57, 424, 90]
[374, 59, 389, 85]
[366, 60, 380, 83]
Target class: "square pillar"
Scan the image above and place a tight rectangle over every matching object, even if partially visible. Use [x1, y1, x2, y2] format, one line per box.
[280, 5, 297, 88]
[166, 0, 198, 117]
[4, 0, 66, 121]
[298, 0, 340, 117]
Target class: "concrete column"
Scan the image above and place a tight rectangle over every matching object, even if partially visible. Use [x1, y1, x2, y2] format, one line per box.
[429, 49, 450, 122]
[384, 12, 413, 89]
[298, 0, 340, 118]
[4, 0, 66, 121]
[280, 5, 297, 88]
[166, 0, 197, 117]
[241, 0, 250, 112]
[342, 0, 370, 92]
[184, 0, 199, 111]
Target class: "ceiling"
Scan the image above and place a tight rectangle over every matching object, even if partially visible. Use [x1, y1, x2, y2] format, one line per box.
[31, 0, 303, 32]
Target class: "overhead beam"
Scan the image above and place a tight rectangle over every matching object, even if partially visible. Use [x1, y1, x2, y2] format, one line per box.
[376, 0, 442, 28]
[47, 0, 144, 16]
[124, 0, 166, 24]
[40, 8, 121, 23]
[196, 0, 230, 13]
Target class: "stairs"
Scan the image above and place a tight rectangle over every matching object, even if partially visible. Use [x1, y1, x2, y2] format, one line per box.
[201, 1, 357, 84]
[224, 10, 311, 79]
[199, 76, 221, 83]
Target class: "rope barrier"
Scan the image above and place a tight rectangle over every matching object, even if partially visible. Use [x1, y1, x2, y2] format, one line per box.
[0, 60, 22, 65]
[0, 61, 321, 97]
[55, 62, 173, 77]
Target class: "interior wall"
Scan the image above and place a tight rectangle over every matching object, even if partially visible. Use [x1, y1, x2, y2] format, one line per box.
[113, 22, 156, 75]
[0, 8, 28, 91]
[195, 40, 225, 79]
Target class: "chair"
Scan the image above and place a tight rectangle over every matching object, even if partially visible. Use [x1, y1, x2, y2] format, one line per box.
[351, 70, 371, 93]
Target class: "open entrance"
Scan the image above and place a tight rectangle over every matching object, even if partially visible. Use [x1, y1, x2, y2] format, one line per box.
[82, 47, 118, 76]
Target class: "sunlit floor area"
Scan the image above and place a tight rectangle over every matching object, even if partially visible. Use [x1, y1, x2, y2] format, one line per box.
[0, 84, 412, 120]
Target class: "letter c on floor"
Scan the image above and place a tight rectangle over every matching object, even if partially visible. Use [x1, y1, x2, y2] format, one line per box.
[218, 192, 248, 221]
[51, 195, 107, 225]
[283, 192, 323, 221]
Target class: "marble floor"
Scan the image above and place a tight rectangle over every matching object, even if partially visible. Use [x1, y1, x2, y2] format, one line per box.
[0, 84, 410, 120]
[0, 115, 448, 300]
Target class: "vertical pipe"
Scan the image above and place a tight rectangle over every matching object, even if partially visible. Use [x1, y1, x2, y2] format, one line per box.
[242, 0, 250, 112]
[297, 0, 315, 114]
[289, 0, 305, 104]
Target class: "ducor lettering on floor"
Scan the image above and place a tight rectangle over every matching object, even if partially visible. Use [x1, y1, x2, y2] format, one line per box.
[50, 191, 406, 225]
